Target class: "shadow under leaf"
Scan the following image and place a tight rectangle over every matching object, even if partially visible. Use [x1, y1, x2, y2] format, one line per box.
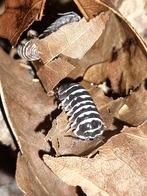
[103, 117, 134, 143]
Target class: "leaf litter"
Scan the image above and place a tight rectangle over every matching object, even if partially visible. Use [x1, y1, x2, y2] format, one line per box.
[0, 48, 77, 195]
[0, 0, 147, 195]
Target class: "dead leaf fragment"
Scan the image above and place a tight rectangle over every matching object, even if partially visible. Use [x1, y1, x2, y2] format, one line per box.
[114, 0, 147, 43]
[0, 0, 46, 45]
[116, 85, 147, 126]
[84, 42, 147, 94]
[74, 0, 147, 52]
[35, 13, 109, 63]
[36, 57, 75, 92]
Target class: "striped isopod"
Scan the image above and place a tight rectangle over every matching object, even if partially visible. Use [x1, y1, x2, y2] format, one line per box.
[17, 39, 40, 61]
[39, 11, 81, 38]
[55, 82, 104, 140]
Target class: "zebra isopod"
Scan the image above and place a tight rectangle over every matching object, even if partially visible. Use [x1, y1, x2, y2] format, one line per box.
[55, 82, 104, 140]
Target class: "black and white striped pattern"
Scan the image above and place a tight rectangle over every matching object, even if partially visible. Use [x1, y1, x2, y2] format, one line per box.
[55, 83, 104, 140]
[17, 39, 40, 61]
[39, 11, 81, 38]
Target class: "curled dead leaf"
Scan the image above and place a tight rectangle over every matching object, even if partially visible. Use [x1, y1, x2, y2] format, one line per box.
[114, 0, 147, 43]
[74, 0, 147, 54]
[36, 57, 75, 92]
[84, 41, 147, 94]
[44, 122, 147, 195]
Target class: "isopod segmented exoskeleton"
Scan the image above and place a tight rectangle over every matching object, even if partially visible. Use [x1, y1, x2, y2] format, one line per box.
[55, 82, 104, 140]
[39, 11, 81, 38]
[17, 39, 40, 61]
[17, 12, 81, 61]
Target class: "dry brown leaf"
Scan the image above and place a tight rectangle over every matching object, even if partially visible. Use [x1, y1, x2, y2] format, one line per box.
[84, 41, 147, 94]
[33, 11, 109, 92]
[0, 0, 45, 45]
[0, 48, 77, 196]
[74, 0, 108, 20]
[74, 0, 147, 52]
[36, 57, 75, 92]
[35, 12, 109, 64]
[42, 11, 126, 82]
[81, 81, 147, 131]
[44, 122, 147, 195]
[112, 0, 147, 43]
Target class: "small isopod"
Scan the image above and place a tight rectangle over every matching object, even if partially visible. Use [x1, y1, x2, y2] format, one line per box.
[55, 82, 104, 140]
[17, 39, 40, 61]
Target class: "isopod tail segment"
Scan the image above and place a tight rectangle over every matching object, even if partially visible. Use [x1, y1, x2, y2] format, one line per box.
[17, 38, 40, 61]
[54, 78, 105, 140]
